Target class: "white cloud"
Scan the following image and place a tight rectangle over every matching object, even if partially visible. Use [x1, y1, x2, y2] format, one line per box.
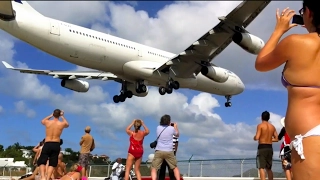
[0, 1, 291, 161]
[14, 100, 36, 118]
[28, 1, 110, 26]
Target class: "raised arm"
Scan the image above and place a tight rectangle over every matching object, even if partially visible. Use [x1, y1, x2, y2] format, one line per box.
[41, 114, 52, 125]
[173, 123, 179, 137]
[141, 120, 149, 136]
[126, 120, 135, 136]
[60, 111, 69, 128]
[255, 8, 297, 72]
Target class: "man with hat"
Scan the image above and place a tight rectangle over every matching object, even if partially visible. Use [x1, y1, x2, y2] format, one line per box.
[79, 126, 95, 180]
[278, 117, 292, 180]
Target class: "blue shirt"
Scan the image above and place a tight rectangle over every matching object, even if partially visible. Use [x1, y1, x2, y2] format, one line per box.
[155, 125, 177, 151]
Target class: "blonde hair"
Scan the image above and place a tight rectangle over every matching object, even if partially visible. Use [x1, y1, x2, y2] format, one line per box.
[134, 119, 142, 132]
[70, 163, 81, 172]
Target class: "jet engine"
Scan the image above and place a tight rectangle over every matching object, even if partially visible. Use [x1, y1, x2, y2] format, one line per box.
[200, 66, 229, 83]
[127, 83, 148, 97]
[232, 32, 265, 54]
[61, 79, 89, 92]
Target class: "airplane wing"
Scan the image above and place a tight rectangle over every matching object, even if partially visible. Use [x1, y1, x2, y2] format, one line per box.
[156, 0, 271, 78]
[1, 61, 120, 82]
[0, 1, 15, 21]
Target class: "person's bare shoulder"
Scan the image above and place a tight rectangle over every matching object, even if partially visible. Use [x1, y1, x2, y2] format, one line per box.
[286, 34, 319, 52]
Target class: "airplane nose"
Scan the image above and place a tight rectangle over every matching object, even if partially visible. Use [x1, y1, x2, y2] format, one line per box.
[237, 80, 245, 94]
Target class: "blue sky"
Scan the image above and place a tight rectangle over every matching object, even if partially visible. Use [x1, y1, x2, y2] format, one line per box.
[0, 1, 303, 163]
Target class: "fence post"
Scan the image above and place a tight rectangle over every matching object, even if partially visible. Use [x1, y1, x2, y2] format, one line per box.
[187, 154, 193, 177]
[240, 159, 244, 177]
[89, 165, 92, 177]
[200, 161, 203, 177]
[107, 163, 110, 176]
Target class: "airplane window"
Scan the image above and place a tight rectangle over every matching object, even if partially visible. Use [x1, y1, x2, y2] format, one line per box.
[73, 30, 75, 33]
[76, 31, 78, 33]
[89, 35, 91, 37]
[69, 29, 71, 32]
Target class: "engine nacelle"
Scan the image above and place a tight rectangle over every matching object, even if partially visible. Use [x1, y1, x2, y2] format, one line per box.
[232, 32, 265, 54]
[201, 66, 229, 83]
[127, 83, 148, 97]
[61, 79, 90, 92]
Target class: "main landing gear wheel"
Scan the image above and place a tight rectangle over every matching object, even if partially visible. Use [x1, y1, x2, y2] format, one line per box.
[224, 95, 232, 107]
[158, 80, 179, 95]
[113, 81, 134, 103]
[113, 91, 133, 103]
[136, 84, 147, 93]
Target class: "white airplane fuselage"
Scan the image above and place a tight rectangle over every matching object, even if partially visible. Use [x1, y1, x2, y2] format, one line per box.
[0, 1, 245, 96]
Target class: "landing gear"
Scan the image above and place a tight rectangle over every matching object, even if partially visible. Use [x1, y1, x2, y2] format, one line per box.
[224, 95, 232, 107]
[113, 81, 133, 103]
[136, 80, 147, 93]
[158, 79, 179, 95]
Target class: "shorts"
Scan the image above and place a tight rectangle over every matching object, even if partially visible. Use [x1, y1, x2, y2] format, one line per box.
[151, 151, 177, 170]
[79, 153, 90, 169]
[37, 142, 60, 167]
[256, 144, 273, 169]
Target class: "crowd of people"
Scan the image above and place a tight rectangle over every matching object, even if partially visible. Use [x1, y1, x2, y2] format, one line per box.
[21, 109, 95, 180]
[21, 108, 179, 180]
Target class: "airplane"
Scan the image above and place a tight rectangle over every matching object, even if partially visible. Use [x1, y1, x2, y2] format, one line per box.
[0, 0, 270, 107]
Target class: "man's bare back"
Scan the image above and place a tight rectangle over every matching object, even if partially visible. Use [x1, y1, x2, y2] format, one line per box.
[42, 110, 69, 142]
[38, 109, 69, 180]
[255, 122, 278, 144]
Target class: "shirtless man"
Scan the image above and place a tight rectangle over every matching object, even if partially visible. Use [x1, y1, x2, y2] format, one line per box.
[254, 111, 278, 180]
[37, 109, 69, 180]
[52, 153, 66, 179]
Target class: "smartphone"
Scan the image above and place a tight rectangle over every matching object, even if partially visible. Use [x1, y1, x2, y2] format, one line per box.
[292, 14, 304, 25]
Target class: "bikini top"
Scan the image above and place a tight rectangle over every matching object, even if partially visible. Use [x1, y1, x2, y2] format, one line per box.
[281, 62, 320, 88]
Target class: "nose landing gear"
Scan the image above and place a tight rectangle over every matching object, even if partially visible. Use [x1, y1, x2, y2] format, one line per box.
[225, 95, 232, 107]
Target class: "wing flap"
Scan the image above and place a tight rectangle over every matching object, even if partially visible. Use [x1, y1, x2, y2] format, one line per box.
[1, 61, 119, 81]
[0, 1, 15, 21]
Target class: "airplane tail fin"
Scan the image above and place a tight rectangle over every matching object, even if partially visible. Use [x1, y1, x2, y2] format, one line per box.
[0, 0, 43, 21]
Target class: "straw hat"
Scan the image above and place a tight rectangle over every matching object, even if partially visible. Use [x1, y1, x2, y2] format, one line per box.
[280, 117, 285, 127]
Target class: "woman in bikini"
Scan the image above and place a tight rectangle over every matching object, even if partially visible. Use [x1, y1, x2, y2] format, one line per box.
[255, 1, 320, 179]
[124, 119, 149, 180]
[60, 164, 82, 180]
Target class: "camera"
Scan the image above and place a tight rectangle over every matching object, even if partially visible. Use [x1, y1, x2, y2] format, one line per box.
[292, 14, 304, 25]
[170, 123, 174, 126]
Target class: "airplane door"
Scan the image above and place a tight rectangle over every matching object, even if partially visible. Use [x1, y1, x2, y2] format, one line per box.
[50, 20, 60, 35]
